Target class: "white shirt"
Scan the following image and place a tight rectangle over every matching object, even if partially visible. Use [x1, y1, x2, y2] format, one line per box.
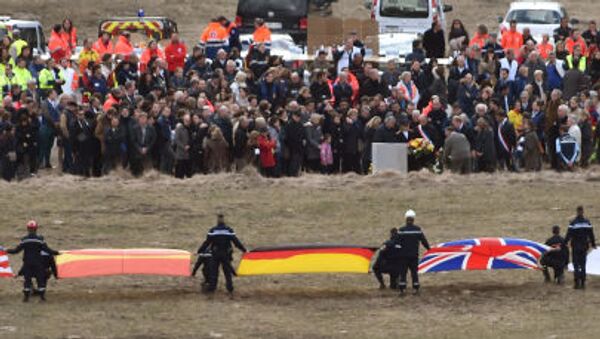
[336, 46, 361, 75]
[499, 58, 519, 81]
[61, 67, 76, 96]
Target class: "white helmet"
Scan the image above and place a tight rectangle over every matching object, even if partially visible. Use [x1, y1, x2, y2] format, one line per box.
[405, 209, 416, 219]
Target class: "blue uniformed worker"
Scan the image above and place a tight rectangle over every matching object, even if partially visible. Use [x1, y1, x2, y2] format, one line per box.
[564, 206, 596, 289]
[395, 210, 430, 296]
[372, 228, 401, 289]
[541, 225, 568, 285]
[197, 214, 247, 293]
[191, 249, 212, 286]
[7, 220, 59, 302]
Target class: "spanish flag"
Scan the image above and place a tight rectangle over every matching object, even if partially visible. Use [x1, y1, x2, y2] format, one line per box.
[56, 249, 191, 278]
[237, 245, 376, 276]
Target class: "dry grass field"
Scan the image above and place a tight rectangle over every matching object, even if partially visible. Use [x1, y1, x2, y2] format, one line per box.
[1, 170, 600, 338]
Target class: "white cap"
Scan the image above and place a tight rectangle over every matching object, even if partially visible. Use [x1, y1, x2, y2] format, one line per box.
[405, 209, 416, 219]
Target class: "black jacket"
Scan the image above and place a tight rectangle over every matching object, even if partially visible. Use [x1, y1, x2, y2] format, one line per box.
[395, 224, 430, 258]
[423, 28, 446, 58]
[284, 119, 305, 154]
[543, 235, 568, 267]
[333, 82, 353, 104]
[373, 125, 398, 143]
[7, 233, 58, 266]
[342, 120, 362, 154]
[233, 127, 248, 158]
[104, 127, 125, 159]
[198, 223, 246, 257]
[565, 216, 596, 252]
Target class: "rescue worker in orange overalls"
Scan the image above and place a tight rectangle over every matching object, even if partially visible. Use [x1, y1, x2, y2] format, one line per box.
[92, 31, 114, 58]
[199, 18, 229, 60]
[252, 18, 272, 51]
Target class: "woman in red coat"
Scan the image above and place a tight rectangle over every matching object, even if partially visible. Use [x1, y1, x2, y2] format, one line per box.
[257, 127, 276, 177]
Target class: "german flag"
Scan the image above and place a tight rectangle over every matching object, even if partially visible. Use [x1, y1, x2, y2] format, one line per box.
[56, 249, 191, 278]
[237, 245, 376, 276]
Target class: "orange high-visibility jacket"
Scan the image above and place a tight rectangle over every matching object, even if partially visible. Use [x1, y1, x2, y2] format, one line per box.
[565, 37, 588, 56]
[114, 35, 134, 56]
[60, 28, 77, 51]
[92, 38, 114, 58]
[501, 31, 523, 51]
[140, 47, 166, 73]
[48, 31, 70, 62]
[253, 25, 272, 48]
[199, 23, 229, 48]
[469, 33, 489, 49]
[537, 42, 554, 59]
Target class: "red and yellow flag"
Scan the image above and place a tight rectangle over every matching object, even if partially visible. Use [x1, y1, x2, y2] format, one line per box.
[237, 245, 376, 276]
[56, 249, 191, 278]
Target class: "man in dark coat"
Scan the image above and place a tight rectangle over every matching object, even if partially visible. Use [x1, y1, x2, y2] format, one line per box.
[494, 110, 516, 171]
[129, 113, 156, 177]
[422, 21, 446, 58]
[197, 214, 247, 293]
[284, 109, 305, 176]
[359, 69, 389, 98]
[341, 111, 362, 173]
[373, 116, 399, 143]
[103, 116, 125, 174]
[70, 109, 95, 177]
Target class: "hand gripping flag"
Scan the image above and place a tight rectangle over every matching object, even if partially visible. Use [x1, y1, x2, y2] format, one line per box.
[0, 247, 15, 277]
[418, 238, 549, 273]
[237, 244, 376, 276]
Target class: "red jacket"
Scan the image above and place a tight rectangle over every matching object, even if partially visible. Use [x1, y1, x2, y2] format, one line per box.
[257, 134, 276, 168]
[164, 41, 187, 72]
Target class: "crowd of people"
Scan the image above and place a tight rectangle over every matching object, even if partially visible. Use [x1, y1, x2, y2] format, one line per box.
[2, 15, 600, 180]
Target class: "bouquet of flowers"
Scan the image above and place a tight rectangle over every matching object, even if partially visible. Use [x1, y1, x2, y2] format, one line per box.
[408, 138, 434, 158]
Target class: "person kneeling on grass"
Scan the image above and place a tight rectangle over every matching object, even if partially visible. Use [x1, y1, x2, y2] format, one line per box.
[541, 225, 568, 285]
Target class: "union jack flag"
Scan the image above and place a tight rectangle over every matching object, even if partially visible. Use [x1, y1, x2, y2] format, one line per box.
[418, 238, 549, 273]
[0, 247, 14, 278]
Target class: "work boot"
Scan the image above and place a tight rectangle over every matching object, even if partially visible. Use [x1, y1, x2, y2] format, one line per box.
[39, 292, 46, 302]
[22, 291, 30, 303]
[379, 283, 386, 290]
[399, 289, 406, 297]
[413, 288, 420, 296]
[574, 279, 581, 289]
[581, 279, 586, 290]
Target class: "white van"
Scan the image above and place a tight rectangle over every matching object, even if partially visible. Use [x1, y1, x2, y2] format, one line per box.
[0, 17, 46, 55]
[370, 0, 453, 34]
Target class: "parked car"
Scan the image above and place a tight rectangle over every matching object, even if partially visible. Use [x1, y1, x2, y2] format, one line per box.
[236, 0, 309, 46]
[498, 2, 578, 43]
[369, 0, 452, 34]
